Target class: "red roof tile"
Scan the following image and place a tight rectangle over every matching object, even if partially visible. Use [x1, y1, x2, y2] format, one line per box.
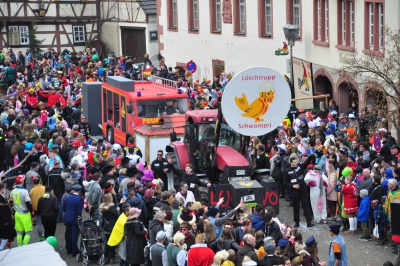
[134, 114, 186, 136]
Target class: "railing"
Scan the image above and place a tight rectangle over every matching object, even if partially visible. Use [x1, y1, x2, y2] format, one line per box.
[149, 75, 179, 91]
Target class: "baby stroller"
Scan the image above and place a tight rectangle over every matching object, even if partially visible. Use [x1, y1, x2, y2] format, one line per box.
[76, 218, 105, 266]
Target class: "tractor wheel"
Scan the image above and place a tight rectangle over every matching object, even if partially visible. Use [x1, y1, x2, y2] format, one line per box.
[198, 187, 209, 206]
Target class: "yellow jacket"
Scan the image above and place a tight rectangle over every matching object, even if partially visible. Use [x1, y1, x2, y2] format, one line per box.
[30, 184, 46, 212]
[107, 213, 128, 246]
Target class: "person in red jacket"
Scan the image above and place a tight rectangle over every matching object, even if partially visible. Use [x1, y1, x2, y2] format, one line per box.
[38, 86, 60, 110]
[341, 175, 358, 234]
[58, 91, 68, 108]
[26, 88, 38, 110]
[187, 233, 214, 266]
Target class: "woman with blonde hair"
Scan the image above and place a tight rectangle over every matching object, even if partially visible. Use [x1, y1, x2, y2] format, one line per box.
[211, 250, 230, 266]
[100, 193, 119, 264]
[166, 232, 187, 266]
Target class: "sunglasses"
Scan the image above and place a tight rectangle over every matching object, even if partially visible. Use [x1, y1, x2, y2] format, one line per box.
[180, 228, 188, 231]
[182, 186, 188, 189]
[157, 154, 163, 156]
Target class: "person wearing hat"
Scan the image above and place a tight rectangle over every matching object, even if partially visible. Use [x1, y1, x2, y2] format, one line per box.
[86, 172, 102, 223]
[304, 165, 328, 223]
[303, 236, 327, 266]
[328, 224, 348, 266]
[258, 243, 280, 265]
[9, 175, 33, 246]
[124, 207, 146, 265]
[99, 164, 115, 188]
[37, 186, 59, 239]
[78, 113, 91, 138]
[48, 158, 65, 222]
[264, 212, 283, 244]
[63, 184, 82, 256]
[150, 231, 167, 266]
[29, 175, 46, 241]
[337, 113, 349, 137]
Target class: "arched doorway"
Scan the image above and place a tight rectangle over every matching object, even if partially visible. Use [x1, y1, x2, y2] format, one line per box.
[338, 81, 358, 114]
[314, 75, 332, 105]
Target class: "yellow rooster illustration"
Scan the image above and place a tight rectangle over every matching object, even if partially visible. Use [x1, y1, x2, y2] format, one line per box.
[235, 81, 275, 122]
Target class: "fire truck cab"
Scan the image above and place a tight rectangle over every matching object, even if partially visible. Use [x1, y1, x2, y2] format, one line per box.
[101, 76, 189, 145]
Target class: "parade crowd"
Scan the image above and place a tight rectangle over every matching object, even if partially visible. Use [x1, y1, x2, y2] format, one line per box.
[0, 47, 400, 266]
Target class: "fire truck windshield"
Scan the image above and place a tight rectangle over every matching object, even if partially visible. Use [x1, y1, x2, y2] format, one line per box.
[137, 98, 188, 117]
[198, 123, 241, 151]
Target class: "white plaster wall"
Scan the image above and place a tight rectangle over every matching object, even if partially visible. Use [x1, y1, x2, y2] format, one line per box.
[159, 0, 306, 80]
[303, 1, 400, 75]
[101, 22, 120, 55]
[147, 15, 159, 59]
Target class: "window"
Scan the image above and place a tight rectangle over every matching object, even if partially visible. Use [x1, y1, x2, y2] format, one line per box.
[365, 1, 384, 52]
[168, 0, 178, 29]
[286, 0, 302, 40]
[337, 0, 355, 50]
[259, 0, 273, 37]
[188, 0, 199, 31]
[293, 0, 300, 27]
[8, 26, 29, 46]
[72, 25, 86, 44]
[234, 0, 246, 35]
[210, 0, 222, 33]
[313, 0, 329, 44]
[239, 0, 245, 32]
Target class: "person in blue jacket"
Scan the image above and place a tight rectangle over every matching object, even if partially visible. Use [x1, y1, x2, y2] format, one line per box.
[357, 189, 371, 241]
[63, 184, 83, 257]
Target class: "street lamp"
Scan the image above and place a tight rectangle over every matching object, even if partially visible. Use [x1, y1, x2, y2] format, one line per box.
[283, 24, 300, 100]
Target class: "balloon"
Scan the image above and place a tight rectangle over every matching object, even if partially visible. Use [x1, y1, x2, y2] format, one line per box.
[46, 236, 58, 248]
[92, 54, 99, 61]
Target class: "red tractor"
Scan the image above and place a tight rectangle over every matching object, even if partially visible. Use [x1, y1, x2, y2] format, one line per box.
[166, 108, 279, 213]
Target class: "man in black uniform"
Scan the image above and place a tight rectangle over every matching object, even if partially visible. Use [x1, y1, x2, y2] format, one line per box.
[151, 150, 171, 191]
[78, 114, 91, 139]
[167, 158, 211, 193]
[283, 155, 314, 228]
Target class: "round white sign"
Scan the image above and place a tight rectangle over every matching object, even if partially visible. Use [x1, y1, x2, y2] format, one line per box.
[221, 66, 291, 136]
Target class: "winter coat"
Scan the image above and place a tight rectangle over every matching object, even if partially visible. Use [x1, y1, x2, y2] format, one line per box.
[237, 244, 258, 266]
[217, 238, 240, 252]
[164, 221, 174, 243]
[0, 194, 16, 239]
[341, 182, 358, 213]
[86, 181, 102, 208]
[149, 219, 165, 245]
[100, 203, 120, 234]
[357, 196, 370, 222]
[250, 212, 265, 232]
[37, 192, 59, 218]
[206, 238, 221, 253]
[327, 172, 338, 201]
[124, 218, 146, 265]
[48, 167, 65, 195]
[382, 168, 394, 195]
[265, 220, 283, 244]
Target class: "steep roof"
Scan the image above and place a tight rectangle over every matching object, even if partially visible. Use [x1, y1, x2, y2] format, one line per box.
[136, 0, 157, 15]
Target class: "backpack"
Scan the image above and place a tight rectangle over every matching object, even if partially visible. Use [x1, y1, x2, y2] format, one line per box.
[209, 216, 222, 238]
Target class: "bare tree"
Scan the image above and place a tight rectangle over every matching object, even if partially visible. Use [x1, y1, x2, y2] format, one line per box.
[339, 27, 400, 140]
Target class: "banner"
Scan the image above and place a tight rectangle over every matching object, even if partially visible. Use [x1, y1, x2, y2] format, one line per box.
[292, 57, 314, 109]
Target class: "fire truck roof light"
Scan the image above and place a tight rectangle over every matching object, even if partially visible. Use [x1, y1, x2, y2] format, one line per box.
[137, 91, 141, 97]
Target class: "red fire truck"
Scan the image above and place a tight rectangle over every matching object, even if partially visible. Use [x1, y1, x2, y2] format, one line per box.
[101, 76, 189, 145]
